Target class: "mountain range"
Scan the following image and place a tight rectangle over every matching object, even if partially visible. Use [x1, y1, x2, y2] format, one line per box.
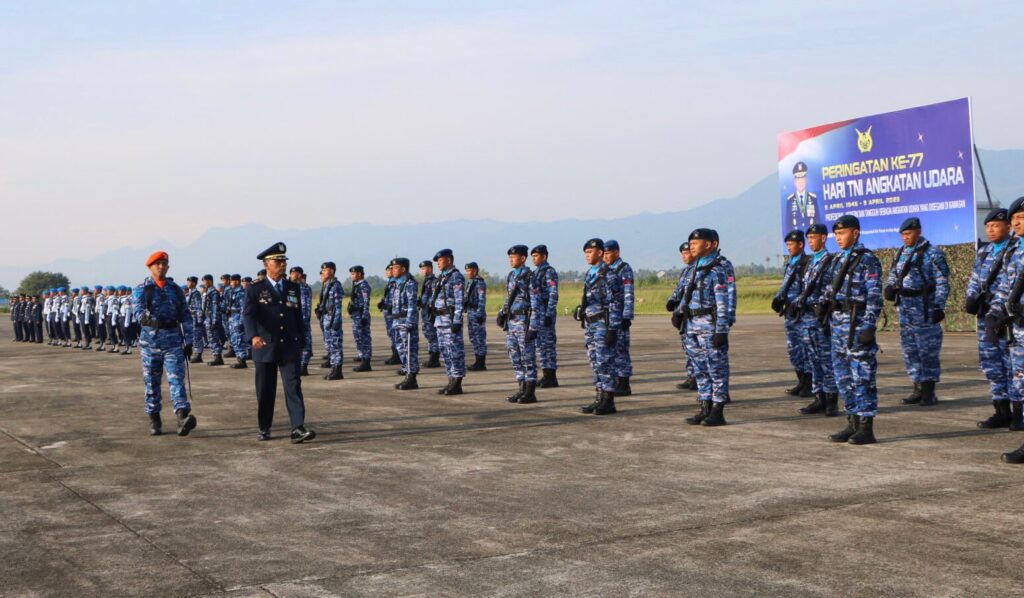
[4, 148, 1021, 289]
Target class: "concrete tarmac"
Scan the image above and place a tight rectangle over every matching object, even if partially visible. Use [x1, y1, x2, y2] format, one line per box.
[1, 316, 1022, 597]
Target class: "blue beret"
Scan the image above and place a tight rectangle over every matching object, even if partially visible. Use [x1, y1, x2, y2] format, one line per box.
[289, 266, 304, 275]
[507, 245, 529, 256]
[679, 242, 689, 252]
[230, 274, 241, 281]
[604, 239, 620, 251]
[806, 224, 828, 236]
[433, 248, 454, 261]
[202, 274, 213, 281]
[70, 288, 78, 293]
[785, 230, 805, 243]
[709, 229, 719, 242]
[242, 276, 252, 283]
[899, 217, 921, 232]
[465, 261, 479, 270]
[321, 261, 336, 271]
[94, 285, 103, 290]
[186, 276, 198, 283]
[531, 244, 548, 255]
[389, 257, 410, 269]
[105, 285, 115, 291]
[348, 265, 364, 274]
[832, 214, 860, 231]
[985, 208, 1009, 224]
[1008, 197, 1024, 218]
[418, 260, 432, 269]
[688, 229, 714, 242]
[583, 238, 604, 251]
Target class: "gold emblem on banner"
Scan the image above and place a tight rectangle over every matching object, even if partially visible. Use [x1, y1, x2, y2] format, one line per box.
[855, 125, 873, 153]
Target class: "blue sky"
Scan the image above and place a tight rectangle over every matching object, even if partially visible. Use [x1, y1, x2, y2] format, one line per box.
[2, 1, 1021, 266]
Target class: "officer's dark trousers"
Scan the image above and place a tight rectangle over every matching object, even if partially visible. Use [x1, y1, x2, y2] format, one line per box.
[106, 317, 118, 345]
[82, 321, 92, 343]
[95, 320, 106, 343]
[34, 323, 43, 342]
[73, 321, 82, 342]
[255, 359, 306, 431]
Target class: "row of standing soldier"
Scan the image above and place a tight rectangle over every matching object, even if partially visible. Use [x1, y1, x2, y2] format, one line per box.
[10, 286, 140, 352]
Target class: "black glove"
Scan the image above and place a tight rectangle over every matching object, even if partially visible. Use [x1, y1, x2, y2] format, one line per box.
[476, 313, 486, 325]
[883, 285, 897, 302]
[932, 309, 945, 324]
[332, 318, 342, 332]
[496, 312, 507, 329]
[770, 296, 785, 314]
[964, 296, 979, 315]
[786, 300, 802, 319]
[671, 311, 683, 330]
[712, 332, 728, 348]
[183, 344, 193, 359]
[621, 319, 631, 330]
[526, 329, 538, 342]
[985, 313, 1007, 344]
[605, 329, 618, 347]
[858, 326, 876, 345]
[543, 316, 553, 328]
[451, 323, 462, 335]
[666, 298, 679, 312]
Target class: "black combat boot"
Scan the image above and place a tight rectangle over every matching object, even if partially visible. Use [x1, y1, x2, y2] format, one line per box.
[175, 409, 197, 436]
[95, 342, 105, 351]
[581, 388, 601, 414]
[395, 372, 419, 390]
[352, 356, 362, 363]
[353, 359, 372, 372]
[593, 390, 617, 415]
[799, 392, 827, 415]
[189, 353, 203, 364]
[848, 416, 876, 445]
[615, 376, 632, 397]
[320, 357, 331, 368]
[384, 349, 401, 365]
[82, 341, 92, 350]
[467, 354, 487, 371]
[425, 352, 441, 368]
[438, 377, 453, 395]
[149, 413, 162, 436]
[824, 393, 839, 417]
[224, 347, 235, 358]
[918, 381, 938, 406]
[538, 368, 558, 388]
[444, 377, 464, 396]
[1010, 402, 1024, 432]
[829, 415, 858, 442]
[677, 376, 697, 391]
[786, 370, 805, 396]
[901, 382, 923, 405]
[685, 400, 711, 425]
[324, 365, 344, 380]
[300, 364, 310, 376]
[207, 354, 224, 366]
[518, 381, 538, 404]
[506, 381, 525, 403]
[230, 358, 248, 369]
[701, 401, 726, 426]
[397, 369, 407, 376]
[798, 373, 814, 398]
[978, 399, 1012, 429]
[1001, 443, 1024, 463]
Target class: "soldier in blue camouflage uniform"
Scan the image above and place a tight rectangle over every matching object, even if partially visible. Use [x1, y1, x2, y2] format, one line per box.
[184, 277, 205, 363]
[788, 224, 838, 416]
[986, 197, 1024, 463]
[710, 231, 737, 401]
[132, 251, 197, 437]
[884, 217, 950, 407]
[819, 215, 882, 445]
[289, 266, 314, 376]
[390, 258, 421, 390]
[201, 274, 225, 366]
[667, 242, 697, 390]
[224, 275, 250, 369]
[772, 230, 812, 397]
[499, 245, 542, 404]
[418, 260, 441, 368]
[575, 239, 621, 415]
[672, 229, 731, 426]
[380, 265, 401, 366]
[603, 240, 634, 397]
[431, 249, 466, 395]
[531, 245, 560, 388]
[464, 262, 488, 371]
[348, 265, 373, 372]
[318, 261, 345, 380]
[966, 208, 1019, 429]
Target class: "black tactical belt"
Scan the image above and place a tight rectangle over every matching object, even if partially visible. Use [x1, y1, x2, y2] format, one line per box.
[688, 307, 715, 317]
[836, 302, 866, 314]
[510, 308, 529, 316]
[583, 311, 608, 325]
[897, 286, 935, 298]
[143, 320, 179, 330]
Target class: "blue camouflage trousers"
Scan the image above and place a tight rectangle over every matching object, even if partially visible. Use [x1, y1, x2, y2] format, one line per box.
[505, 318, 537, 382]
[139, 329, 190, 415]
[683, 331, 729, 403]
[468, 311, 487, 356]
[191, 316, 206, 356]
[229, 314, 250, 357]
[302, 323, 312, 367]
[784, 316, 809, 373]
[536, 316, 557, 370]
[797, 313, 836, 394]
[384, 314, 396, 352]
[351, 317, 372, 360]
[613, 328, 632, 377]
[322, 320, 344, 366]
[422, 314, 439, 353]
[977, 321, 1013, 402]
[678, 334, 694, 378]
[436, 325, 466, 377]
[898, 315, 943, 383]
[830, 314, 878, 417]
[394, 321, 420, 374]
[584, 322, 616, 392]
[1008, 325, 1024, 405]
[204, 320, 223, 356]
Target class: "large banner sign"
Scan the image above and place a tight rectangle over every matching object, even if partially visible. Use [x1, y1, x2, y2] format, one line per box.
[777, 98, 975, 249]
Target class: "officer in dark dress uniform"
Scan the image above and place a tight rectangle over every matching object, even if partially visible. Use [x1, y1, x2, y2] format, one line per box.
[242, 242, 316, 443]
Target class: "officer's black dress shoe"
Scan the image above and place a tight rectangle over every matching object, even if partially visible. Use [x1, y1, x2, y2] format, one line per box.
[257, 429, 271, 441]
[291, 426, 316, 443]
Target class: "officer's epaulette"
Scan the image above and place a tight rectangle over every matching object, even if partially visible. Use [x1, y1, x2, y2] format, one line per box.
[786, 192, 796, 200]
[807, 191, 817, 199]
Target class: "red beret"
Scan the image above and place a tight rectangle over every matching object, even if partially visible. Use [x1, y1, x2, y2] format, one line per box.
[146, 251, 169, 266]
